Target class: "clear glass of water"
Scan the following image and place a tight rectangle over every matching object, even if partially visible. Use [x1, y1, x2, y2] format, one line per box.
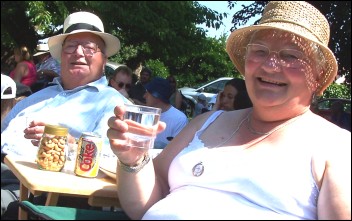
[123, 104, 161, 149]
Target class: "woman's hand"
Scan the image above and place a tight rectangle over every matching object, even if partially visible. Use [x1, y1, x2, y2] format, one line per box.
[23, 120, 45, 146]
[212, 91, 223, 111]
[107, 104, 166, 165]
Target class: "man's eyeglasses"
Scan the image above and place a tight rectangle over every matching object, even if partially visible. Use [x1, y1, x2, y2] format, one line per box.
[245, 43, 305, 68]
[62, 41, 102, 57]
[112, 79, 131, 90]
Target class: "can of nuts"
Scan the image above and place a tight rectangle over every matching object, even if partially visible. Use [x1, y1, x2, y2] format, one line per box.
[74, 132, 103, 178]
[36, 124, 68, 172]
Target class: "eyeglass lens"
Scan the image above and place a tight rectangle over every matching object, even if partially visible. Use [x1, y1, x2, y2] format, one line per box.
[117, 81, 131, 89]
[246, 44, 304, 68]
[62, 41, 99, 56]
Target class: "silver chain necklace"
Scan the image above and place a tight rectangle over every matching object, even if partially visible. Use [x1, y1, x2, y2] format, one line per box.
[192, 109, 307, 177]
[246, 110, 306, 136]
[247, 114, 270, 135]
[192, 112, 250, 176]
[211, 111, 250, 149]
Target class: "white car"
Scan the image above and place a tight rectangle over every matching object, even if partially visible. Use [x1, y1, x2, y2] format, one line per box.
[179, 77, 232, 117]
[104, 61, 122, 80]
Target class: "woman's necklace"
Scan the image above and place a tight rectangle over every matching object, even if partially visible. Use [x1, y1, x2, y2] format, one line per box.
[211, 111, 250, 148]
[192, 109, 307, 177]
[246, 110, 307, 136]
[192, 111, 250, 176]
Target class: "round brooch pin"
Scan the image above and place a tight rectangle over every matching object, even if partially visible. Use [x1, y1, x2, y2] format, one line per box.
[192, 162, 204, 177]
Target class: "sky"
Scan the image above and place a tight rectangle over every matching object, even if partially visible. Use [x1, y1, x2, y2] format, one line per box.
[197, 1, 256, 38]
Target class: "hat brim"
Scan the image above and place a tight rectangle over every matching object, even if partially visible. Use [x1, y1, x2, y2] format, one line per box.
[144, 84, 170, 104]
[226, 23, 338, 96]
[33, 51, 49, 57]
[48, 30, 120, 61]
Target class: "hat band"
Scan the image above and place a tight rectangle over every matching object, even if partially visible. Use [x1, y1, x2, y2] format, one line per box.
[64, 23, 102, 34]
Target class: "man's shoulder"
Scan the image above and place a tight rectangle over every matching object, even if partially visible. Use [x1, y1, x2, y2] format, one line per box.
[164, 106, 188, 121]
[98, 85, 130, 103]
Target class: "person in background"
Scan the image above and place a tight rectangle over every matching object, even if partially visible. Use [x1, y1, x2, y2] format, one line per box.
[211, 78, 252, 111]
[128, 67, 152, 105]
[330, 100, 351, 131]
[9, 46, 37, 88]
[1, 74, 32, 127]
[144, 77, 188, 149]
[107, 1, 351, 219]
[32, 43, 61, 92]
[1, 11, 130, 219]
[193, 93, 207, 117]
[166, 75, 183, 110]
[108, 65, 133, 100]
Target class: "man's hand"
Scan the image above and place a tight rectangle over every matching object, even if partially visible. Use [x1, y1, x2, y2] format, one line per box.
[23, 120, 46, 146]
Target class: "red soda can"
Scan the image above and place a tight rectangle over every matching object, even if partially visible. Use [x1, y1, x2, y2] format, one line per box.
[74, 132, 102, 177]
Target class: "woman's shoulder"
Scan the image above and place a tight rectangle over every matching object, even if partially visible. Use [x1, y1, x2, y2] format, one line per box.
[16, 61, 29, 68]
[20, 60, 35, 66]
[305, 112, 351, 149]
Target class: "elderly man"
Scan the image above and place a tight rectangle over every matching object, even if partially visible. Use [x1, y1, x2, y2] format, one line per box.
[1, 11, 130, 219]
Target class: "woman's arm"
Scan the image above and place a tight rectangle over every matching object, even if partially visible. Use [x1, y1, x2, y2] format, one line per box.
[317, 136, 351, 219]
[107, 105, 166, 219]
[12, 62, 29, 82]
[108, 105, 210, 219]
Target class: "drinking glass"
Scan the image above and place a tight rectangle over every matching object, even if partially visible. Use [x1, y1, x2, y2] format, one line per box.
[123, 104, 161, 149]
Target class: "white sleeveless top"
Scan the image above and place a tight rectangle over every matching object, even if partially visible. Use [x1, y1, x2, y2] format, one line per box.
[143, 111, 319, 220]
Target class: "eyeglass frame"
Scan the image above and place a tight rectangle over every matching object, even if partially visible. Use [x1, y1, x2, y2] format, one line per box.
[111, 78, 131, 90]
[245, 43, 306, 68]
[62, 40, 103, 57]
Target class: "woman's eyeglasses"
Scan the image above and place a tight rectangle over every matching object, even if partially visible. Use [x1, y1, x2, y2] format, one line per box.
[246, 43, 305, 68]
[112, 79, 131, 90]
[62, 41, 102, 57]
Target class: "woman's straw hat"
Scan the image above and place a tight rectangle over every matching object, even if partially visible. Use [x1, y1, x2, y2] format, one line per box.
[48, 11, 120, 61]
[226, 1, 338, 96]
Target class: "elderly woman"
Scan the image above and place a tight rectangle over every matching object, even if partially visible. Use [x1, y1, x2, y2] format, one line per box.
[107, 1, 351, 220]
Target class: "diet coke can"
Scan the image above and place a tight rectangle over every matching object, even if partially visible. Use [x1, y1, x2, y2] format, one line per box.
[74, 132, 102, 178]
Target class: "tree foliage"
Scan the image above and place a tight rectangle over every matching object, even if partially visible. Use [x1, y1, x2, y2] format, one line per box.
[1, 1, 234, 87]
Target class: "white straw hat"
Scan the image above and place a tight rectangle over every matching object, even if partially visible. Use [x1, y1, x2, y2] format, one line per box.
[1, 74, 16, 99]
[226, 1, 338, 96]
[48, 11, 120, 61]
[33, 44, 50, 57]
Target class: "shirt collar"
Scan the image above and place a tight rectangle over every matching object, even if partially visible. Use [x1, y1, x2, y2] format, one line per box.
[51, 75, 108, 91]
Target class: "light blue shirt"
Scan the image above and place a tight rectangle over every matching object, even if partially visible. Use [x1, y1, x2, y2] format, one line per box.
[154, 106, 188, 149]
[1, 76, 131, 158]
